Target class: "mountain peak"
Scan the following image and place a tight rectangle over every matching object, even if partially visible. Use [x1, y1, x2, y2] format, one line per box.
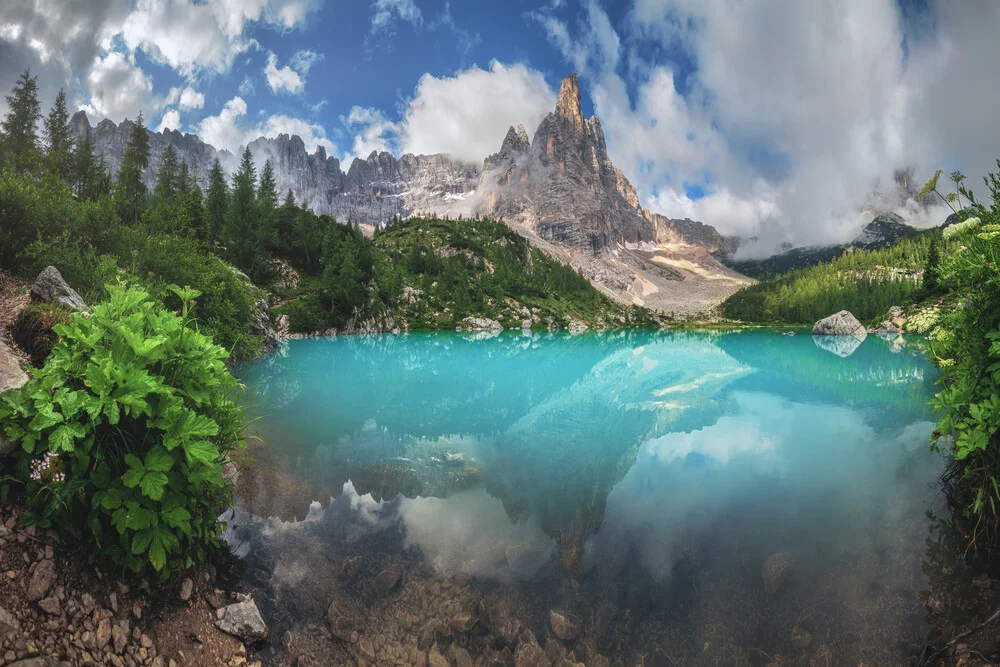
[555, 73, 584, 130]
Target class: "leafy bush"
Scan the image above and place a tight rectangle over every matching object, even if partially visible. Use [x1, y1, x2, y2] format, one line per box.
[920, 167, 1000, 551]
[0, 284, 245, 578]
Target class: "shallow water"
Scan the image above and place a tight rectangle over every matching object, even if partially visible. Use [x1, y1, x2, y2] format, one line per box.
[231, 330, 945, 665]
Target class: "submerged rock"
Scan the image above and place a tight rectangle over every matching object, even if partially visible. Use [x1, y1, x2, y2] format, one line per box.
[372, 567, 402, 597]
[30, 266, 85, 311]
[812, 334, 864, 358]
[326, 598, 362, 642]
[761, 551, 792, 595]
[215, 598, 268, 643]
[549, 610, 580, 641]
[812, 310, 866, 338]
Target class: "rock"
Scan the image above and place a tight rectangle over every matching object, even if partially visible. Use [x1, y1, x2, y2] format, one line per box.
[761, 552, 792, 595]
[451, 646, 474, 667]
[341, 556, 362, 582]
[449, 612, 477, 633]
[268, 259, 301, 292]
[6, 658, 70, 667]
[111, 623, 128, 654]
[0, 605, 20, 632]
[427, 649, 449, 667]
[372, 567, 401, 597]
[38, 596, 60, 615]
[460, 317, 503, 332]
[0, 340, 29, 457]
[417, 619, 445, 651]
[356, 636, 375, 663]
[791, 625, 812, 649]
[483, 599, 520, 647]
[215, 599, 268, 643]
[514, 638, 549, 667]
[811, 310, 866, 338]
[549, 610, 580, 641]
[27, 557, 57, 601]
[810, 644, 833, 667]
[30, 266, 85, 310]
[812, 334, 864, 358]
[326, 599, 361, 642]
[96, 618, 111, 649]
[179, 578, 193, 602]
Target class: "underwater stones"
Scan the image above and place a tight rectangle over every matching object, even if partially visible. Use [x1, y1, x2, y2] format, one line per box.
[417, 619, 446, 651]
[811, 310, 866, 338]
[215, 598, 268, 643]
[355, 636, 375, 664]
[558, 531, 584, 578]
[514, 637, 549, 667]
[761, 552, 792, 595]
[372, 567, 402, 597]
[341, 555, 362, 582]
[326, 598, 362, 642]
[791, 625, 812, 649]
[548, 610, 580, 641]
[449, 611, 477, 633]
[809, 644, 833, 667]
[427, 648, 450, 667]
[812, 334, 864, 358]
[482, 599, 520, 647]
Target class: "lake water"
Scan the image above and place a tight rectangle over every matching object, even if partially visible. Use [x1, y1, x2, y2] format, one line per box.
[230, 330, 946, 666]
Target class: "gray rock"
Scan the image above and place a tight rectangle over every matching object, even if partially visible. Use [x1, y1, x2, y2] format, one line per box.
[326, 598, 361, 642]
[30, 266, 85, 310]
[38, 595, 61, 615]
[811, 310, 866, 338]
[548, 610, 580, 641]
[179, 578, 193, 602]
[111, 622, 128, 654]
[812, 334, 864, 358]
[372, 567, 401, 597]
[0, 605, 20, 632]
[761, 551, 793, 595]
[0, 340, 28, 457]
[215, 598, 268, 643]
[7, 658, 71, 667]
[460, 317, 503, 332]
[27, 557, 56, 601]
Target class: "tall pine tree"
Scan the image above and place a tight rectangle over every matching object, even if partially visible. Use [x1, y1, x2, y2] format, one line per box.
[206, 158, 228, 242]
[115, 113, 150, 225]
[226, 147, 262, 278]
[43, 89, 73, 180]
[257, 159, 278, 251]
[1, 69, 41, 172]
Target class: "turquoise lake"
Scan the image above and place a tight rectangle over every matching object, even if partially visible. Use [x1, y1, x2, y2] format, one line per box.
[230, 330, 947, 665]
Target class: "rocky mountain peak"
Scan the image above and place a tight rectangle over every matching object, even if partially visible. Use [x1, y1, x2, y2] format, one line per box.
[555, 73, 585, 131]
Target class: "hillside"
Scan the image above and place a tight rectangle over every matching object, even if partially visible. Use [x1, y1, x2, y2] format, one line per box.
[274, 217, 658, 335]
[729, 213, 921, 279]
[720, 226, 939, 324]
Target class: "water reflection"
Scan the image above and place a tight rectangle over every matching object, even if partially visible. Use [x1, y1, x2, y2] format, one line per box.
[234, 330, 944, 664]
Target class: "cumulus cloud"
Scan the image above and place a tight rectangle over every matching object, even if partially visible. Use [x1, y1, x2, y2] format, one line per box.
[399, 61, 556, 164]
[537, 0, 1000, 251]
[341, 106, 399, 165]
[197, 95, 335, 155]
[289, 49, 323, 74]
[155, 108, 181, 133]
[264, 51, 304, 94]
[79, 50, 165, 123]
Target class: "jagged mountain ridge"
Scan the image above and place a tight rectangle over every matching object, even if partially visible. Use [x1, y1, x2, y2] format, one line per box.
[71, 73, 749, 315]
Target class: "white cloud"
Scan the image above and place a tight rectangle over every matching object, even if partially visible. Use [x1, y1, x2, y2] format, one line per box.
[79, 50, 165, 123]
[341, 106, 399, 164]
[371, 0, 423, 33]
[399, 61, 556, 164]
[264, 51, 304, 94]
[156, 108, 181, 133]
[238, 76, 256, 97]
[178, 86, 205, 110]
[197, 95, 335, 155]
[289, 49, 323, 74]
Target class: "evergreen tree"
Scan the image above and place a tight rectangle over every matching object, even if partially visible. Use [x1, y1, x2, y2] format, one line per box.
[226, 147, 264, 278]
[115, 112, 150, 225]
[43, 89, 73, 180]
[924, 237, 941, 291]
[1, 69, 41, 172]
[257, 159, 278, 250]
[72, 128, 97, 199]
[177, 160, 190, 197]
[154, 143, 179, 203]
[206, 158, 228, 242]
[182, 175, 207, 242]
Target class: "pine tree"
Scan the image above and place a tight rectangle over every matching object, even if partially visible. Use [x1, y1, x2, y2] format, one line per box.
[206, 158, 228, 242]
[116, 112, 151, 225]
[154, 144, 179, 203]
[72, 128, 97, 199]
[257, 159, 278, 250]
[177, 160, 190, 197]
[1, 69, 41, 172]
[923, 237, 941, 291]
[183, 174, 207, 242]
[226, 147, 263, 278]
[43, 89, 74, 180]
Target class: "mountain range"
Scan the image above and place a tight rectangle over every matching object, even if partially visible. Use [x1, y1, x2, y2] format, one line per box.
[71, 74, 750, 316]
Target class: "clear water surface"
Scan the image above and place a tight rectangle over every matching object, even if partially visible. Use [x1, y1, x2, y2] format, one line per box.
[231, 330, 945, 665]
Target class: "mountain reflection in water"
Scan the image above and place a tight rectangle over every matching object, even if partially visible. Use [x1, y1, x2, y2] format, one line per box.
[233, 330, 944, 665]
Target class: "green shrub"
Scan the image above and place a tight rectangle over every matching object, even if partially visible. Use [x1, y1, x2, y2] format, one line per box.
[0, 283, 245, 578]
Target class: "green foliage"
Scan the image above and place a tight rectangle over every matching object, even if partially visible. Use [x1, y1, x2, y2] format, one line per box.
[923, 237, 941, 291]
[0, 284, 245, 578]
[115, 113, 150, 226]
[43, 89, 73, 181]
[721, 232, 937, 324]
[919, 165, 1000, 550]
[1, 69, 41, 173]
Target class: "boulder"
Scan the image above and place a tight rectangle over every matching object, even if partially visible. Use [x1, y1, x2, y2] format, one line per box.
[27, 558, 57, 601]
[30, 266, 85, 310]
[0, 340, 29, 457]
[761, 551, 792, 595]
[327, 598, 362, 642]
[812, 310, 866, 338]
[215, 598, 268, 643]
[812, 335, 864, 358]
[549, 609, 580, 641]
[460, 317, 503, 332]
[371, 567, 402, 597]
[267, 258, 301, 292]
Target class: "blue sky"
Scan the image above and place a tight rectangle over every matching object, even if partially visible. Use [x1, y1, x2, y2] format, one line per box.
[2, 0, 999, 248]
